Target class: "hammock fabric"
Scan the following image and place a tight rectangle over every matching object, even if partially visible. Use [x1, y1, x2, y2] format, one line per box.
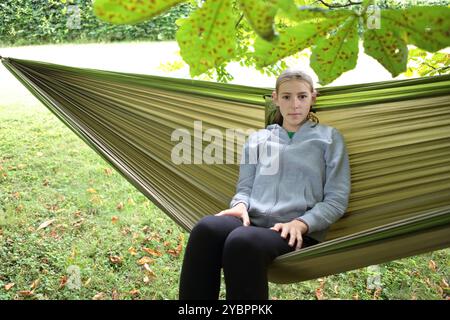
[2, 56, 449, 284]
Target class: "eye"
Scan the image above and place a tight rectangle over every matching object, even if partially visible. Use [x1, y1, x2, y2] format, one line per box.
[282, 96, 289, 100]
[299, 95, 307, 99]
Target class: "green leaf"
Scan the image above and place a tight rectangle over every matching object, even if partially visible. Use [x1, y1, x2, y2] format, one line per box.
[310, 15, 359, 85]
[382, 6, 450, 52]
[238, 0, 279, 41]
[93, 0, 185, 24]
[253, 10, 351, 68]
[363, 21, 408, 77]
[176, 0, 237, 77]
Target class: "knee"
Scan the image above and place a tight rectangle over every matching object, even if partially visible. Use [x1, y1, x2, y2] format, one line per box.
[223, 228, 261, 254]
[191, 215, 226, 237]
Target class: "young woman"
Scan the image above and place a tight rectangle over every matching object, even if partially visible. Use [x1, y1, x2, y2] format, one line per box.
[179, 68, 351, 300]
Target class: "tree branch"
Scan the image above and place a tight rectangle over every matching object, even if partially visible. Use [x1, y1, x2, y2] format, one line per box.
[423, 62, 437, 70]
[317, 0, 362, 8]
[235, 13, 244, 29]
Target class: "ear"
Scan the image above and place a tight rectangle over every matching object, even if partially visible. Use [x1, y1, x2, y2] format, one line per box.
[311, 90, 318, 104]
[271, 90, 278, 104]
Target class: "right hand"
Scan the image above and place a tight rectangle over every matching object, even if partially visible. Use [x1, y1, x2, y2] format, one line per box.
[215, 203, 250, 226]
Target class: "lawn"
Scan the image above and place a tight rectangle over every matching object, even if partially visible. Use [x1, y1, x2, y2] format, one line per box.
[0, 100, 448, 300]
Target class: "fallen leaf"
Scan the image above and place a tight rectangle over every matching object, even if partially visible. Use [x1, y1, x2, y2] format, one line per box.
[352, 293, 359, 300]
[5, 283, 15, 291]
[315, 288, 324, 300]
[143, 276, 150, 284]
[71, 247, 77, 260]
[318, 278, 326, 289]
[373, 288, 382, 300]
[59, 276, 67, 288]
[121, 227, 131, 236]
[129, 289, 139, 296]
[142, 247, 162, 257]
[49, 229, 60, 239]
[30, 279, 40, 290]
[104, 168, 113, 176]
[72, 218, 85, 228]
[15, 204, 24, 213]
[127, 198, 135, 205]
[167, 243, 183, 257]
[112, 289, 120, 300]
[36, 219, 56, 231]
[137, 256, 154, 265]
[17, 164, 26, 170]
[86, 188, 97, 194]
[13, 192, 20, 199]
[116, 202, 124, 210]
[410, 270, 420, 277]
[143, 263, 157, 278]
[84, 278, 92, 287]
[128, 247, 137, 256]
[90, 195, 102, 204]
[42, 179, 49, 186]
[92, 292, 105, 300]
[428, 260, 437, 272]
[36, 152, 44, 157]
[333, 285, 339, 295]
[149, 232, 162, 242]
[441, 278, 449, 288]
[111, 216, 119, 224]
[109, 255, 122, 265]
[18, 290, 34, 297]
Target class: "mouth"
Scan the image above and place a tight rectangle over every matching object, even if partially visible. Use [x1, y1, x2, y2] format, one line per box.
[288, 113, 301, 116]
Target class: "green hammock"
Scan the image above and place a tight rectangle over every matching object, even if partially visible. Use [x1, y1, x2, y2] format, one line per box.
[2, 56, 449, 284]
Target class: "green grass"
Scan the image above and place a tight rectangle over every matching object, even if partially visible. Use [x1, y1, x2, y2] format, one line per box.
[0, 101, 448, 300]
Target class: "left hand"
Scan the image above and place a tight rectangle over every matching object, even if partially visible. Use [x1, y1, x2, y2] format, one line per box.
[270, 220, 308, 250]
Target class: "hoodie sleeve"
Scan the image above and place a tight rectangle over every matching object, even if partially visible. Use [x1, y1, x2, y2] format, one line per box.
[229, 134, 258, 210]
[297, 128, 351, 234]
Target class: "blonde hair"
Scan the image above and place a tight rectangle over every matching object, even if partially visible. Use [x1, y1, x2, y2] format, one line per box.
[272, 68, 319, 127]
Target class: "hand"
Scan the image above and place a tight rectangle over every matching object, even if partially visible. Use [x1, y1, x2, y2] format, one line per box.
[215, 203, 250, 226]
[270, 219, 308, 250]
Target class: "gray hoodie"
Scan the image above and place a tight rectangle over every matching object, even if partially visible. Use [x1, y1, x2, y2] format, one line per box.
[229, 120, 351, 242]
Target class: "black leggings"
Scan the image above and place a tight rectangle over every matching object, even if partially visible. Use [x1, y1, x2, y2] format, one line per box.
[179, 215, 318, 300]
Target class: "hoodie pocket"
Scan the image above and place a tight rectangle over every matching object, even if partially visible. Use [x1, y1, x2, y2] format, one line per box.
[273, 172, 307, 214]
[249, 175, 276, 214]
[292, 173, 308, 213]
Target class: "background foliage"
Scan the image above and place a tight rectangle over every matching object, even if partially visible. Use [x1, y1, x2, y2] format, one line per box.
[0, 0, 193, 46]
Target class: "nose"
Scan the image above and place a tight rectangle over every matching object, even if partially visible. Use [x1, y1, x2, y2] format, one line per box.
[291, 97, 302, 109]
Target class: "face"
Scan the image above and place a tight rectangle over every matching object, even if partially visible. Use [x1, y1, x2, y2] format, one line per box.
[272, 79, 315, 131]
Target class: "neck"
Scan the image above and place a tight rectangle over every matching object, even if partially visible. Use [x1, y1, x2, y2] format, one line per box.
[282, 119, 307, 132]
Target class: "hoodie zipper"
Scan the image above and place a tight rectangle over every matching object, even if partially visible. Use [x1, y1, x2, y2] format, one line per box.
[266, 129, 291, 215]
